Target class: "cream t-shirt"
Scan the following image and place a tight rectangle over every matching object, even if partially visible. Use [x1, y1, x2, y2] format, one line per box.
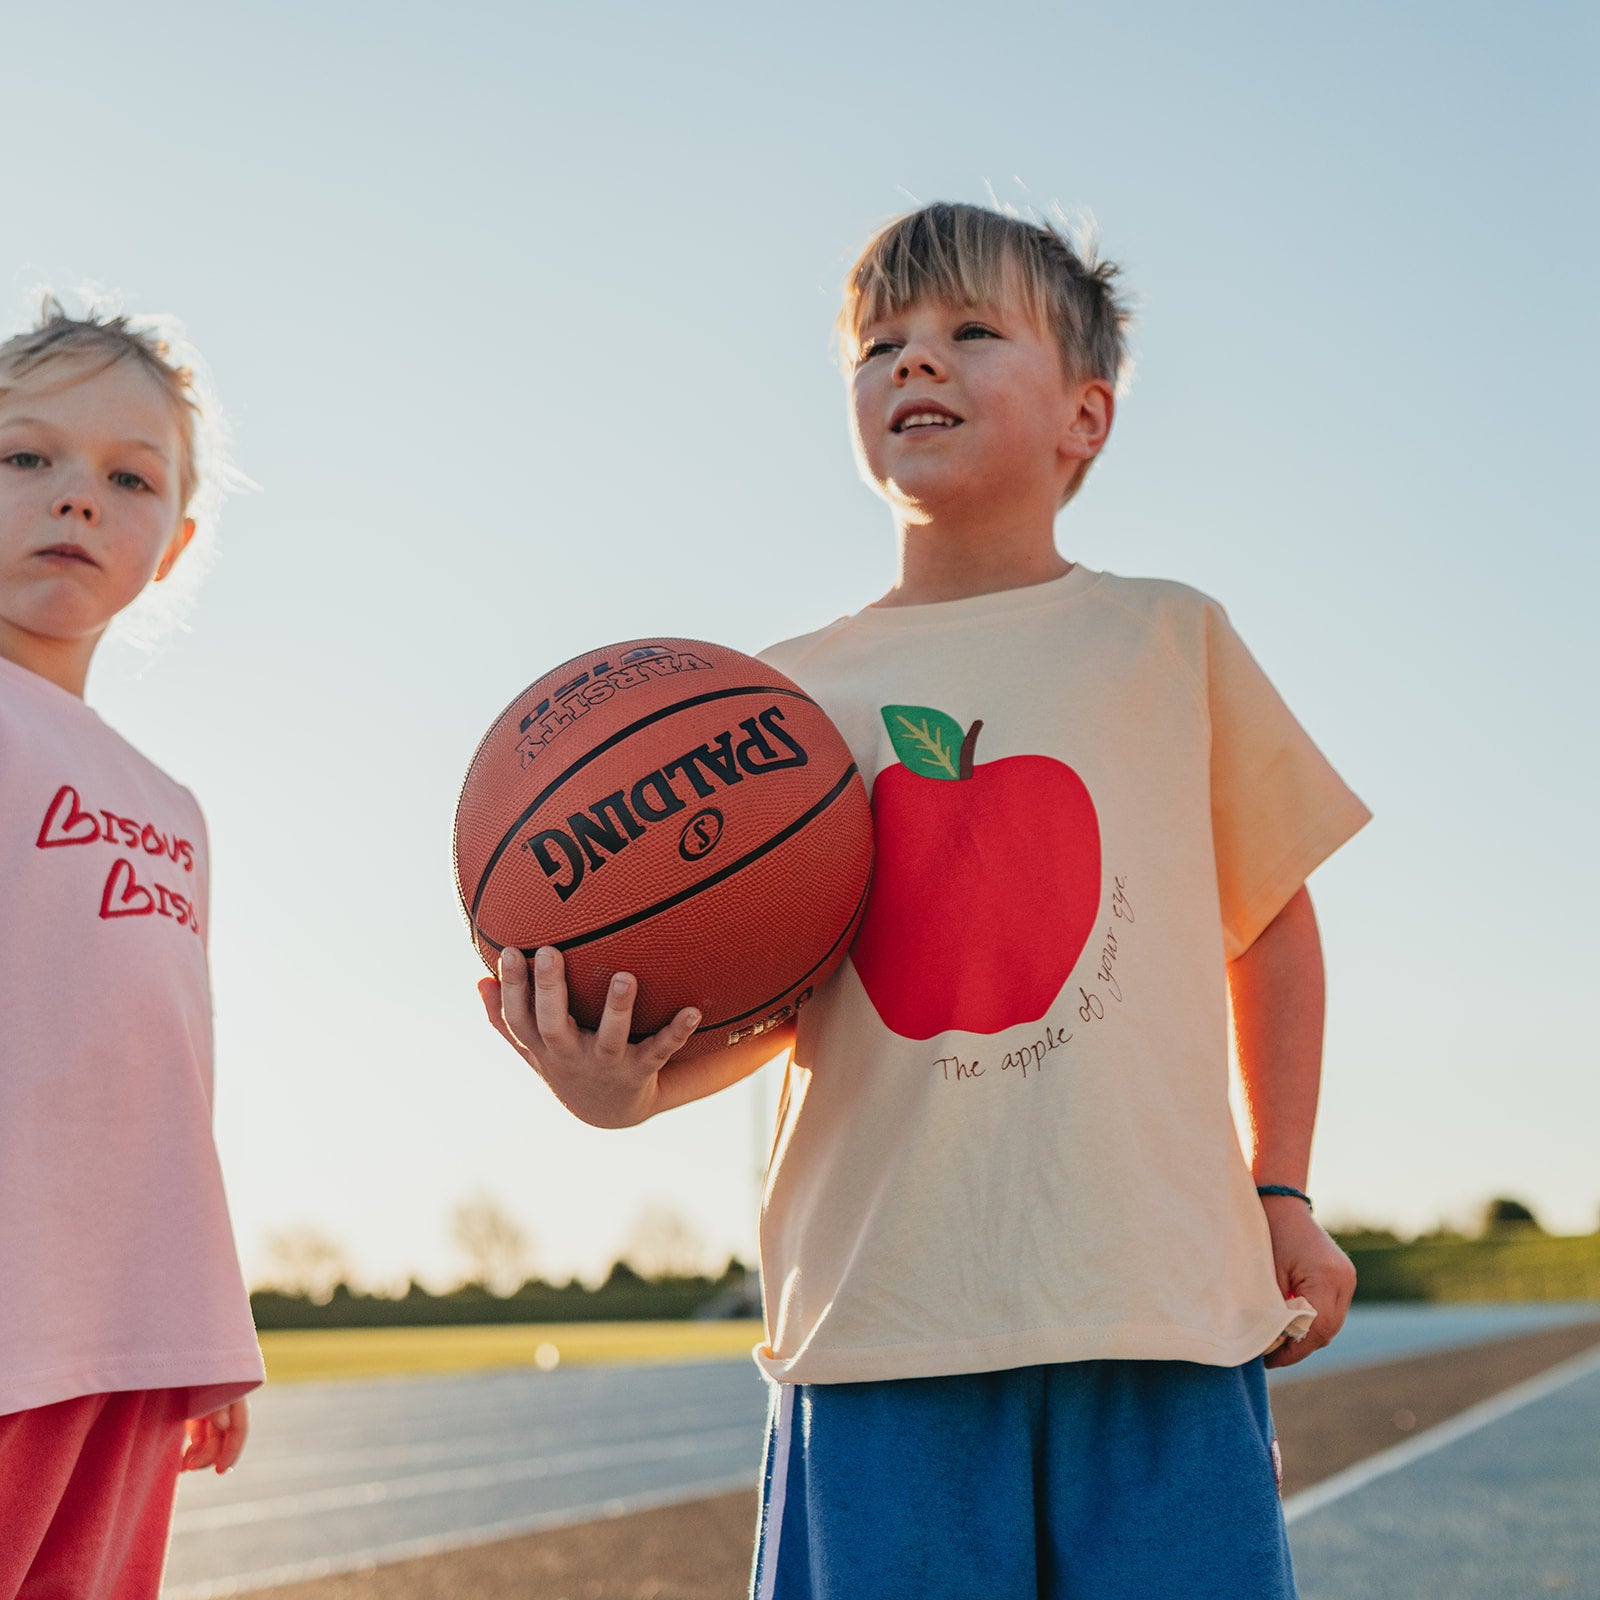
[0, 655, 264, 1418]
[755, 566, 1370, 1385]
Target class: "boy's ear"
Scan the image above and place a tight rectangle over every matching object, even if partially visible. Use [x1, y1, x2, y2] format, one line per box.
[1060, 378, 1115, 467]
[154, 518, 196, 583]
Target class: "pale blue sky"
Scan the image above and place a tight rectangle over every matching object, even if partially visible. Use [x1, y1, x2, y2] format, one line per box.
[7, 1, 1595, 1285]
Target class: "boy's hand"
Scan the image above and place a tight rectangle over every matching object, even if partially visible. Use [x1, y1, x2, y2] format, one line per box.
[182, 1398, 249, 1474]
[478, 946, 702, 1128]
[1261, 1196, 1356, 1369]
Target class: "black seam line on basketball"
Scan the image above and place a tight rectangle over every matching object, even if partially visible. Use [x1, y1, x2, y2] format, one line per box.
[625, 858, 874, 1042]
[468, 683, 818, 925]
[469, 758, 857, 963]
[516, 762, 859, 958]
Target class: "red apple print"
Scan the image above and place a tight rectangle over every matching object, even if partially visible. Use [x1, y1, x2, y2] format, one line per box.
[851, 703, 1100, 1039]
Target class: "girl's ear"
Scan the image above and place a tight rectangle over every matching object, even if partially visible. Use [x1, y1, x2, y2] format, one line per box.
[154, 518, 196, 583]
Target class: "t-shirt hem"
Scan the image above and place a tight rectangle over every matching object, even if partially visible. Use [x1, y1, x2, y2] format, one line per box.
[754, 1306, 1305, 1385]
[0, 1347, 266, 1420]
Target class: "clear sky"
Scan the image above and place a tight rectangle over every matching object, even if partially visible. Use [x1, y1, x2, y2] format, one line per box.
[7, 1, 1595, 1288]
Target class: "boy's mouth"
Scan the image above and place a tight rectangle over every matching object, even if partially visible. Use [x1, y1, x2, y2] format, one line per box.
[890, 401, 963, 434]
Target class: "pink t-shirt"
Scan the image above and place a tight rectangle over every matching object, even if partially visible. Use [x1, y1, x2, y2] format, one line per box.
[0, 655, 263, 1418]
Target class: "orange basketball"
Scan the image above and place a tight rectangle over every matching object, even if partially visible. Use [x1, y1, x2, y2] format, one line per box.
[454, 638, 873, 1060]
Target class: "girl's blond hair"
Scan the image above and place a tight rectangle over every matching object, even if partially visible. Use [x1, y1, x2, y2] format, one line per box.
[0, 296, 240, 648]
[0, 297, 204, 513]
[839, 201, 1132, 393]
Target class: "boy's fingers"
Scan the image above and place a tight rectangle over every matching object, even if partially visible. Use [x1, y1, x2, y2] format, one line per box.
[498, 949, 549, 1054]
[530, 947, 575, 1046]
[1267, 1315, 1323, 1368]
[477, 977, 512, 1043]
[642, 1006, 703, 1068]
[593, 973, 638, 1057]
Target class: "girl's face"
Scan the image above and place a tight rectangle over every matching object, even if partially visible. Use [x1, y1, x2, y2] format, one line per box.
[0, 358, 194, 695]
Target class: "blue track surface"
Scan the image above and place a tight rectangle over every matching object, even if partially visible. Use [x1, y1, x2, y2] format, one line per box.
[1268, 1301, 1600, 1384]
[163, 1361, 768, 1597]
[1289, 1347, 1600, 1598]
[161, 1305, 1600, 1597]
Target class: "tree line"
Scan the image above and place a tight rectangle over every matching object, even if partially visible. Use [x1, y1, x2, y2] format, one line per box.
[253, 1196, 760, 1329]
[252, 1194, 1599, 1329]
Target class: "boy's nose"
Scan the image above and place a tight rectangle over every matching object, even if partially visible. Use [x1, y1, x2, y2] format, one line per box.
[893, 337, 947, 382]
[51, 493, 101, 526]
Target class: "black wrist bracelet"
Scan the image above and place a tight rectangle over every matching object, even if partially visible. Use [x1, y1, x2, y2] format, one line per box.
[1256, 1184, 1313, 1210]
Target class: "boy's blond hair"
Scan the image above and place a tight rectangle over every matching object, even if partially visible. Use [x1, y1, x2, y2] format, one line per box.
[0, 298, 206, 516]
[840, 201, 1132, 393]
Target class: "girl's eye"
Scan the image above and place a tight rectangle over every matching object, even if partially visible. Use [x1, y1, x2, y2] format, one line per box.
[859, 339, 900, 362]
[3, 450, 46, 469]
[955, 324, 999, 341]
[110, 470, 150, 492]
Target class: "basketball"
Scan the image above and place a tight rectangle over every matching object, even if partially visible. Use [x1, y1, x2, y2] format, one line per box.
[454, 638, 873, 1060]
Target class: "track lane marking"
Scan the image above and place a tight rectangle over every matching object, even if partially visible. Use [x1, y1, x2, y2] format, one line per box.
[204, 1400, 752, 1486]
[162, 1472, 759, 1600]
[173, 1426, 755, 1531]
[1282, 1339, 1600, 1525]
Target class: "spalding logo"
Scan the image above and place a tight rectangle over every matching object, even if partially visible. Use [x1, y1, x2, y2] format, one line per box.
[679, 808, 724, 861]
[523, 703, 809, 903]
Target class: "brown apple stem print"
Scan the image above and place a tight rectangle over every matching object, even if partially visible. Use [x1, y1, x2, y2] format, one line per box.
[850, 703, 1103, 1040]
[887, 708, 985, 781]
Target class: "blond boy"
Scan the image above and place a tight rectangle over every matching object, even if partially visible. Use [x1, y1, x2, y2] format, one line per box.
[484, 202, 1368, 1598]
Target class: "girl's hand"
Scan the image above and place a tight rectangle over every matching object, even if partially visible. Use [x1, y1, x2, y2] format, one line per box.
[182, 1397, 250, 1473]
[478, 947, 702, 1128]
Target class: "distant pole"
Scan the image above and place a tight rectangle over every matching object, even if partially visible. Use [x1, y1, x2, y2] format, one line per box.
[751, 1060, 768, 1263]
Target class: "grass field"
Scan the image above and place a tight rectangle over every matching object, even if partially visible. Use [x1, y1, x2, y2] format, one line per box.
[259, 1320, 765, 1383]
[1346, 1233, 1600, 1302]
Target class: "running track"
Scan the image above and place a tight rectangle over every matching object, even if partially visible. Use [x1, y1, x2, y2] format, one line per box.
[163, 1304, 1600, 1597]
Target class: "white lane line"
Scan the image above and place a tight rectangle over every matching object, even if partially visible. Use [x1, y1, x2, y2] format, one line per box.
[161, 1471, 759, 1600]
[1282, 1339, 1600, 1525]
[172, 1427, 754, 1531]
[212, 1400, 750, 1484]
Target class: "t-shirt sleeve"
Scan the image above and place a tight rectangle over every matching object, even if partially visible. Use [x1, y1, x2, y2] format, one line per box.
[1203, 602, 1371, 958]
[186, 790, 213, 958]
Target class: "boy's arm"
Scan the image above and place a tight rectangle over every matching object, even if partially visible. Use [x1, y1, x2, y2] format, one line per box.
[1228, 884, 1357, 1369]
[479, 947, 795, 1128]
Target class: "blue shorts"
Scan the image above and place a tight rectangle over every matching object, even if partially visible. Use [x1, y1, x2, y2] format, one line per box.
[751, 1358, 1295, 1600]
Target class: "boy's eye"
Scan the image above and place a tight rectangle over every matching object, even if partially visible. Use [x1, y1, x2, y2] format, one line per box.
[859, 339, 900, 362]
[955, 324, 999, 341]
[2, 450, 46, 469]
[110, 470, 150, 492]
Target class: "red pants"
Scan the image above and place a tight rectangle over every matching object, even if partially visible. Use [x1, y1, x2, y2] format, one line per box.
[0, 1389, 187, 1600]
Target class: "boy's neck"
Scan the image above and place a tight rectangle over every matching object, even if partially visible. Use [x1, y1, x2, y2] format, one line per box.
[875, 513, 1074, 609]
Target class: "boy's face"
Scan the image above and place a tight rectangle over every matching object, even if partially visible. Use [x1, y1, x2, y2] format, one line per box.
[848, 271, 1107, 525]
[0, 359, 193, 687]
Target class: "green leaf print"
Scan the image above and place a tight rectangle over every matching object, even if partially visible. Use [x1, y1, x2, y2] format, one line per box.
[880, 705, 968, 781]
